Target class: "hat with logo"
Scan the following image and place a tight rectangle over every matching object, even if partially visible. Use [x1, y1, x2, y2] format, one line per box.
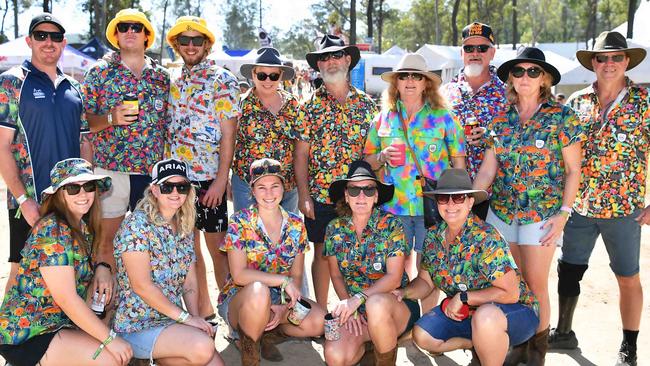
[105, 8, 155, 50]
[150, 158, 189, 185]
[42, 158, 111, 196]
[462, 22, 495, 44]
[29, 13, 65, 34]
[576, 31, 646, 71]
[166, 16, 215, 47]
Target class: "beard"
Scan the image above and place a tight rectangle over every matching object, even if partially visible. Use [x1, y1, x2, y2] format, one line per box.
[463, 64, 484, 78]
[321, 67, 348, 84]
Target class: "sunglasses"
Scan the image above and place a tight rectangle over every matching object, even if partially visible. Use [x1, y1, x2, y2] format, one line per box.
[462, 44, 491, 53]
[255, 72, 281, 81]
[318, 50, 346, 62]
[346, 186, 377, 197]
[251, 164, 282, 176]
[159, 182, 191, 195]
[594, 54, 626, 63]
[435, 193, 468, 205]
[511, 66, 544, 79]
[177, 35, 205, 47]
[63, 181, 97, 195]
[397, 72, 424, 81]
[116, 22, 144, 33]
[31, 30, 64, 43]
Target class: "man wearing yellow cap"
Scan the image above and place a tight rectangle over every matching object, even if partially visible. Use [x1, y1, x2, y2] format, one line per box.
[82, 9, 170, 276]
[166, 16, 240, 320]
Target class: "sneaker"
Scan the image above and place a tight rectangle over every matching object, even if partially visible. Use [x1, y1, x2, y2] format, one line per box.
[615, 342, 637, 366]
[548, 328, 578, 349]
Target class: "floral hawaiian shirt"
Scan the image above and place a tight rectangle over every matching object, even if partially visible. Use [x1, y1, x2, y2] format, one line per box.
[0, 214, 94, 345]
[113, 209, 195, 333]
[168, 59, 240, 181]
[364, 101, 466, 216]
[303, 85, 377, 203]
[323, 209, 409, 305]
[421, 214, 539, 316]
[487, 101, 585, 224]
[218, 206, 309, 304]
[234, 88, 308, 189]
[567, 79, 650, 218]
[83, 52, 169, 175]
[441, 65, 507, 180]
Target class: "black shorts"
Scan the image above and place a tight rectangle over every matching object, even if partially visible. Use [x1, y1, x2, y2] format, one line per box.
[0, 331, 58, 366]
[472, 198, 490, 221]
[194, 180, 228, 233]
[304, 200, 337, 244]
[401, 298, 421, 337]
[7, 208, 32, 263]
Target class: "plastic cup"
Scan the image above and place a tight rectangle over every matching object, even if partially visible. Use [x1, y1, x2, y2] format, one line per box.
[287, 298, 312, 326]
[464, 118, 479, 138]
[123, 93, 139, 118]
[389, 138, 406, 167]
[324, 313, 340, 341]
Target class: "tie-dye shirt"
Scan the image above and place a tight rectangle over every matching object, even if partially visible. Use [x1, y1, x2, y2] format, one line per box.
[364, 101, 466, 216]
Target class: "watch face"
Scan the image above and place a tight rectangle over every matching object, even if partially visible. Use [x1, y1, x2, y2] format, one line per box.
[458, 283, 468, 292]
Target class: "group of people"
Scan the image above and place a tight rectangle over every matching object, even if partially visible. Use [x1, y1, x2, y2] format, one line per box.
[0, 8, 646, 366]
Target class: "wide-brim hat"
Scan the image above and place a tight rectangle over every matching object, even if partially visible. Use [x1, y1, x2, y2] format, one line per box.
[328, 160, 394, 206]
[166, 16, 215, 47]
[423, 168, 487, 205]
[249, 158, 285, 186]
[576, 31, 646, 71]
[240, 48, 295, 81]
[381, 53, 442, 84]
[42, 158, 111, 196]
[106, 8, 155, 50]
[306, 35, 360, 72]
[497, 47, 561, 85]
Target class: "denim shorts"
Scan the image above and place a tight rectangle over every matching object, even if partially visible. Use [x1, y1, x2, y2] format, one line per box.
[231, 174, 299, 214]
[118, 323, 173, 361]
[396, 215, 426, 253]
[415, 303, 539, 346]
[487, 208, 560, 247]
[217, 286, 284, 330]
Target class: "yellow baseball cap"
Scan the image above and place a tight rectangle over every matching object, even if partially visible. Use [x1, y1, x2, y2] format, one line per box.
[105, 9, 155, 50]
[166, 16, 215, 47]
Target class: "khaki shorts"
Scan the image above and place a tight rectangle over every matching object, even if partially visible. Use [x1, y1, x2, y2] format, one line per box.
[95, 167, 151, 218]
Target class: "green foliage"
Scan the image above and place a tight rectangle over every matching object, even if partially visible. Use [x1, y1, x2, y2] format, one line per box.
[222, 0, 258, 49]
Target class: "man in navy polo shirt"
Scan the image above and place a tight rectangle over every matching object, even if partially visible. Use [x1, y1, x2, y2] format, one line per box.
[0, 13, 90, 293]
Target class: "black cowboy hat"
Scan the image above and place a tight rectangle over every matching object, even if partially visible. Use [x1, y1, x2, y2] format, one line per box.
[240, 47, 295, 81]
[576, 31, 647, 71]
[423, 168, 487, 205]
[497, 47, 561, 85]
[328, 160, 394, 206]
[306, 35, 360, 72]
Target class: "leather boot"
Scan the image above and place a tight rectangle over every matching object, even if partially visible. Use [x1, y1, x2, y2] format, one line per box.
[528, 327, 550, 366]
[239, 328, 261, 366]
[358, 342, 375, 366]
[374, 346, 398, 366]
[548, 295, 579, 349]
[261, 327, 288, 362]
[503, 341, 528, 366]
[468, 348, 481, 366]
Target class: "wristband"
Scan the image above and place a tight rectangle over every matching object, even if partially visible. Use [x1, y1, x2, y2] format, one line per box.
[176, 310, 190, 323]
[377, 152, 386, 165]
[106, 111, 113, 126]
[353, 292, 366, 305]
[16, 194, 28, 206]
[94, 262, 112, 274]
[92, 329, 116, 360]
[560, 205, 572, 213]
[280, 276, 292, 305]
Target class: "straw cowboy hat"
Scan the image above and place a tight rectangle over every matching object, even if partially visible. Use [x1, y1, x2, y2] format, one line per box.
[380, 53, 441, 84]
[576, 31, 646, 71]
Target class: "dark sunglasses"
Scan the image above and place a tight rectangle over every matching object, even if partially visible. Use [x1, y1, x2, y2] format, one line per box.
[318, 50, 346, 62]
[63, 181, 97, 195]
[31, 30, 64, 43]
[255, 72, 281, 81]
[594, 54, 626, 63]
[397, 72, 424, 81]
[435, 193, 468, 205]
[346, 186, 377, 197]
[462, 44, 491, 53]
[177, 35, 205, 47]
[116, 22, 144, 33]
[159, 182, 191, 195]
[251, 164, 282, 176]
[511, 66, 544, 79]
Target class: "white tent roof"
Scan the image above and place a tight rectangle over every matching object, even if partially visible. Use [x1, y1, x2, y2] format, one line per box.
[382, 45, 406, 56]
[613, 0, 650, 46]
[0, 37, 95, 77]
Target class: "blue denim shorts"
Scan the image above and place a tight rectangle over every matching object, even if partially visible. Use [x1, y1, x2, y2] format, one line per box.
[217, 286, 284, 330]
[415, 303, 539, 346]
[118, 323, 173, 360]
[396, 215, 426, 252]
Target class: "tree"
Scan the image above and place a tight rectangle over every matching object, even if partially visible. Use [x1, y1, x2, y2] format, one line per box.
[349, 0, 356, 44]
[628, 0, 637, 38]
[222, 0, 258, 49]
[450, 0, 461, 45]
[366, 0, 373, 38]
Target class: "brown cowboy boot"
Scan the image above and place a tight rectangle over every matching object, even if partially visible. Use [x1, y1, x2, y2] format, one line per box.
[503, 341, 529, 366]
[261, 327, 288, 362]
[374, 346, 398, 366]
[358, 341, 375, 366]
[239, 328, 261, 366]
[528, 327, 550, 366]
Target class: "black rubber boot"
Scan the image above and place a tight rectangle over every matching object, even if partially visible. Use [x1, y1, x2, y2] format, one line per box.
[548, 295, 579, 349]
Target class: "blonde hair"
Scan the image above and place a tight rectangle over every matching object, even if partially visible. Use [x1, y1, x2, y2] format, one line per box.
[382, 75, 448, 112]
[135, 184, 196, 238]
[505, 70, 554, 104]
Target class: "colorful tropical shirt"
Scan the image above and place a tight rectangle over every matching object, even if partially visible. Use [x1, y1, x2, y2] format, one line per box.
[302, 85, 377, 203]
[0, 214, 94, 344]
[218, 206, 309, 303]
[567, 79, 650, 218]
[168, 59, 240, 181]
[113, 209, 195, 333]
[442, 65, 507, 180]
[323, 209, 409, 313]
[487, 101, 585, 224]
[364, 101, 466, 216]
[421, 214, 539, 316]
[83, 52, 170, 175]
[234, 88, 308, 189]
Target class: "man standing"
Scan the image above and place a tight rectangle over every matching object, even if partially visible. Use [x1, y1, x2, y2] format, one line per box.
[441, 22, 507, 220]
[295, 35, 377, 306]
[166, 16, 240, 318]
[551, 31, 649, 366]
[0, 14, 92, 292]
[83, 9, 169, 272]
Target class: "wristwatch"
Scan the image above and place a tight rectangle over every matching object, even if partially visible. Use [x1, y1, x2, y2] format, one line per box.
[459, 291, 469, 305]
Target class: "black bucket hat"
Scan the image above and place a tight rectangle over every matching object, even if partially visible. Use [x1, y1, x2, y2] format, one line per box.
[423, 168, 487, 205]
[576, 31, 646, 71]
[497, 47, 561, 85]
[240, 47, 295, 81]
[328, 160, 394, 206]
[306, 35, 360, 72]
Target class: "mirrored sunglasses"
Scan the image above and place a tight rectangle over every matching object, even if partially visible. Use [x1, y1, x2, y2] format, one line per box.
[116, 22, 144, 33]
[346, 186, 377, 197]
[594, 54, 626, 63]
[177, 35, 205, 47]
[159, 182, 191, 195]
[511, 66, 544, 79]
[255, 72, 281, 81]
[63, 181, 97, 195]
[397, 72, 424, 81]
[435, 193, 468, 205]
[462, 44, 491, 53]
[32, 30, 64, 43]
[251, 164, 282, 176]
[318, 50, 346, 62]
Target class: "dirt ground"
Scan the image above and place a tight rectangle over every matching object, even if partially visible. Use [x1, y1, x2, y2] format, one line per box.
[0, 178, 647, 365]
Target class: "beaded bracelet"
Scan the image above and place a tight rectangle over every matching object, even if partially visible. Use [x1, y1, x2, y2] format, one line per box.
[92, 329, 116, 360]
[176, 310, 190, 323]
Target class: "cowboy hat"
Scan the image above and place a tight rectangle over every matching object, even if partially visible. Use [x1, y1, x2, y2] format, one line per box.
[166, 16, 215, 47]
[42, 158, 111, 196]
[328, 160, 394, 206]
[576, 31, 646, 71]
[497, 47, 561, 85]
[306, 35, 360, 72]
[423, 168, 487, 205]
[105, 8, 155, 50]
[240, 48, 295, 81]
[381, 53, 442, 84]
